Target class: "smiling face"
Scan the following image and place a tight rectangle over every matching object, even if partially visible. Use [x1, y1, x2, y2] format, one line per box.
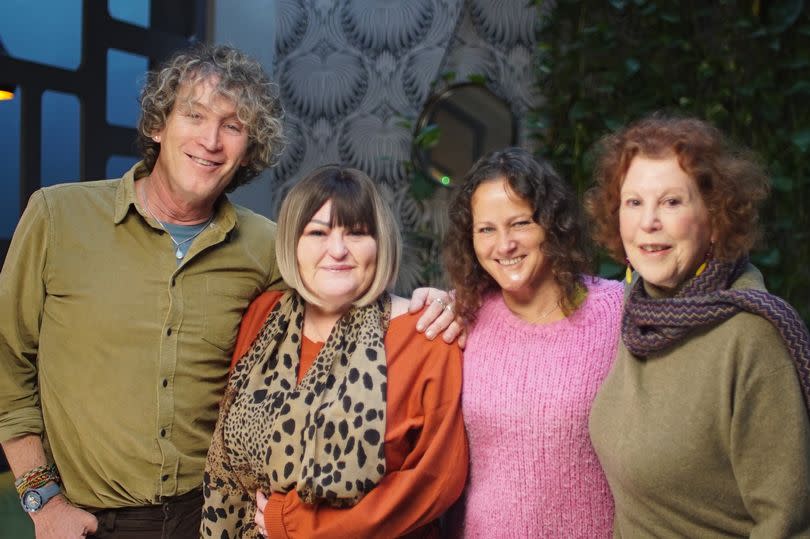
[620, 155, 714, 292]
[150, 76, 249, 207]
[471, 178, 550, 302]
[296, 200, 378, 313]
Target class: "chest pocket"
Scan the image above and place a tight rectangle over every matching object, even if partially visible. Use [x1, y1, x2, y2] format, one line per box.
[200, 275, 260, 352]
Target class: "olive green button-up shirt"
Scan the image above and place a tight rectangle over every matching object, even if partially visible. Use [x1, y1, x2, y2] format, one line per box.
[0, 163, 283, 508]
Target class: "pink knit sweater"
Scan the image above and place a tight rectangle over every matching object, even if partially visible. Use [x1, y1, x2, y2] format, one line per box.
[452, 277, 623, 538]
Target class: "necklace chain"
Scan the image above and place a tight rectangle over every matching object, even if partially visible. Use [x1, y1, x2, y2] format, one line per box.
[140, 181, 213, 259]
[525, 297, 561, 324]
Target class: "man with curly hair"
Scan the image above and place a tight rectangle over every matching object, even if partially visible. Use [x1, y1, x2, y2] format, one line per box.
[0, 43, 285, 539]
[0, 43, 458, 538]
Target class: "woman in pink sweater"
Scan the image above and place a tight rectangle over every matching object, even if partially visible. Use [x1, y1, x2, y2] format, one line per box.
[444, 148, 622, 537]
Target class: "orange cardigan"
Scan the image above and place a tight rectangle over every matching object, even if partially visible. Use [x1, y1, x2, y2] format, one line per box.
[230, 291, 468, 539]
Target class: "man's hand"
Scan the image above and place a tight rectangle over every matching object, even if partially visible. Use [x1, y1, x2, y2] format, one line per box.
[3, 435, 98, 538]
[409, 287, 466, 348]
[255, 489, 268, 537]
[30, 495, 97, 538]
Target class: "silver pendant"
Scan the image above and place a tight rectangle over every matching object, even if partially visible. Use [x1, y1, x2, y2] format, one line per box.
[175, 247, 184, 259]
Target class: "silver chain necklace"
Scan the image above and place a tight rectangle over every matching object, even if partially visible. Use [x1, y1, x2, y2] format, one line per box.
[527, 300, 560, 324]
[511, 295, 561, 324]
[140, 181, 213, 260]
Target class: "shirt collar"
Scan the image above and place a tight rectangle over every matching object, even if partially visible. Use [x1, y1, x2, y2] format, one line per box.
[112, 161, 238, 234]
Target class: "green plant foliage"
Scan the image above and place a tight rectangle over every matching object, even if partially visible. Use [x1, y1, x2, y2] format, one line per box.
[467, 73, 488, 85]
[532, 0, 810, 323]
[414, 123, 442, 150]
[409, 169, 438, 201]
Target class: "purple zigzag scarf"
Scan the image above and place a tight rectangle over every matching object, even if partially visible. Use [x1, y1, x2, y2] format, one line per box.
[623, 257, 810, 414]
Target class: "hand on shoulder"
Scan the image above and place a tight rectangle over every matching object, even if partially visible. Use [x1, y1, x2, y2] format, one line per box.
[404, 288, 466, 347]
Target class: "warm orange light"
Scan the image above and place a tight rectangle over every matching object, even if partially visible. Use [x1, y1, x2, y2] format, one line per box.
[0, 89, 14, 101]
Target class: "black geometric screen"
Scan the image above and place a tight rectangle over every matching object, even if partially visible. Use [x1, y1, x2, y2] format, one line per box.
[0, 0, 209, 266]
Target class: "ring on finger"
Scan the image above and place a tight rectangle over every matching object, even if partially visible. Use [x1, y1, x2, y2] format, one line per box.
[433, 297, 448, 309]
[443, 303, 454, 313]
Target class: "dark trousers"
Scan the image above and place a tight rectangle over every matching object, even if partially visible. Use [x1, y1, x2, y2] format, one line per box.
[88, 489, 202, 539]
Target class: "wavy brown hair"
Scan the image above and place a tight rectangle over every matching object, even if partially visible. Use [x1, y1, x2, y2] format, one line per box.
[137, 43, 285, 191]
[444, 147, 591, 324]
[586, 114, 770, 262]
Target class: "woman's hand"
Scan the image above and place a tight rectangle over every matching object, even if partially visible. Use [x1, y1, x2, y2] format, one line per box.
[255, 489, 268, 537]
[409, 288, 466, 348]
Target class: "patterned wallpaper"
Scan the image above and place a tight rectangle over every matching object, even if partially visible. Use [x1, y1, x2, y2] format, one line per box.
[270, 0, 538, 291]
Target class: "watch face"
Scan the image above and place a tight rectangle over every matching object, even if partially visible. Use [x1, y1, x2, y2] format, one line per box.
[23, 490, 43, 512]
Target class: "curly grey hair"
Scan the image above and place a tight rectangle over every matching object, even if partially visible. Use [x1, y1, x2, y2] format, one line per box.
[137, 43, 285, 191]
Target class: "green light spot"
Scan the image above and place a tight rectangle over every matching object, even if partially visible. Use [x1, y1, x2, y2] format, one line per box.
[441, 176, 451, 185]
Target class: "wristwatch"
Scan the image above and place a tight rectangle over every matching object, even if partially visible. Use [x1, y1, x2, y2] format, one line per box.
[21, 482, 61, 513]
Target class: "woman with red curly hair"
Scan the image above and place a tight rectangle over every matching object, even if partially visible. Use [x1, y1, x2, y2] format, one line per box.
[444, 147, 623, 537]
[586, 114, 810, 537]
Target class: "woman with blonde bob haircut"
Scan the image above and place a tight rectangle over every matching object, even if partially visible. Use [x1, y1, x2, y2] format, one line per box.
[275, 165, 401, 309]
[202, 165, 468, 539]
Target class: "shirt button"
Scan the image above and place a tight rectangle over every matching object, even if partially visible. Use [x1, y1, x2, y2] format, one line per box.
[160, 429, 166, 437]
[162, 379, 168, 388]
[161, 474, 169, 482]
[166, 328, 172, 336]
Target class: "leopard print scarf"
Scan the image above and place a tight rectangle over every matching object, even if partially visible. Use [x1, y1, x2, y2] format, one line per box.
[206, 290, 390, 509]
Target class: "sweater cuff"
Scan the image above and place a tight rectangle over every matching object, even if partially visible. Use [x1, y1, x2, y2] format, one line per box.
[265, 492, 288, 539]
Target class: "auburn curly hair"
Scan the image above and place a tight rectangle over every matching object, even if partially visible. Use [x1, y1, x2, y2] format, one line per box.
[137, 43, 285, 191]
[444, 147, 591, 324]
[585, 114, 770, 262]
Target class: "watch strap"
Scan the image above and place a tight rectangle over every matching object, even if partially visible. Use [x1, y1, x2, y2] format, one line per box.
[21, 481, 62, 513]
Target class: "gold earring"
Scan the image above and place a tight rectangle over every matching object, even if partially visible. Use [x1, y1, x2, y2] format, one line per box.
[695, 242, 714, 277]
[625, 258, 633, 284]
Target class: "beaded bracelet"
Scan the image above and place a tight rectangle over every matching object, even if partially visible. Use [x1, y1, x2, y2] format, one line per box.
[14, 463, 61, 497]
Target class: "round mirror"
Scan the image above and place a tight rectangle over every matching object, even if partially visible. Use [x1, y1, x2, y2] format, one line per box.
[412, 82, 518, 187]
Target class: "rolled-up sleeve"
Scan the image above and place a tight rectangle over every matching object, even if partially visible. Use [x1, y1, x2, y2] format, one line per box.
[0, 191, 50, 442]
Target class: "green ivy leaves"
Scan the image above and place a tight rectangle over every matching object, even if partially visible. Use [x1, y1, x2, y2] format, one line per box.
[532, 0, 810, 322]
